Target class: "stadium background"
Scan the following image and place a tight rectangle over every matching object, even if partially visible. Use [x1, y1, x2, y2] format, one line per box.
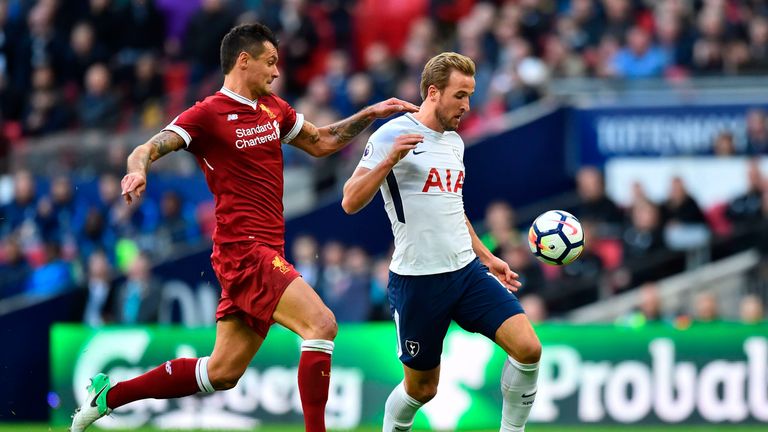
[1, 0, 768, 430]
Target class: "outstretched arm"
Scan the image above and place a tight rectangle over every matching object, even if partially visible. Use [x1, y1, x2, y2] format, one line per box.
[121, 130, 186, 204]
[341, 134, 423, 214]
[290, 98, 419, 157]
[465, 214, 522, 291]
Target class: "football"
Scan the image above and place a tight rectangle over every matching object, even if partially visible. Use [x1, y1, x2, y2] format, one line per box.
[528, 210, 585, 265]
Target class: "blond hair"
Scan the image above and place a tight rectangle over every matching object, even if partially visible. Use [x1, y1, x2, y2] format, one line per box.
[420, 52, 476, 100]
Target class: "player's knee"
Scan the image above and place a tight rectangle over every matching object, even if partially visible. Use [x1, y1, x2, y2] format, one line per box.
[518, 339, 542, 364]
[409, 383, 438, 404]
[308, 310, 338, 340]
[208, 367, 244, 391]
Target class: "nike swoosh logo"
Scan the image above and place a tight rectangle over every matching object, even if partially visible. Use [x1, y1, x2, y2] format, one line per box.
[522, 390, 537, 398]
[558, 220, 579, 236]
[412, 150, 427, 155]
[90, 384, 108, 407]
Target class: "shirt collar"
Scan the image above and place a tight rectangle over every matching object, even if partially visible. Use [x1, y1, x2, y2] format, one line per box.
[220, 86, 258, 109]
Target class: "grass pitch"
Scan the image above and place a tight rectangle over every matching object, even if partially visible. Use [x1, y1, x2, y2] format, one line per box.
[0, 425, 766, 432]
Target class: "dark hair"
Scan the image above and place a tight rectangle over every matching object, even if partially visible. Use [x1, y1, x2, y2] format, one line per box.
[220, 23, 279, 74]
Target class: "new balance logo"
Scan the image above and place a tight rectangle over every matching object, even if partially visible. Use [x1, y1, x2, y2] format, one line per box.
[227, 114, 238, 121]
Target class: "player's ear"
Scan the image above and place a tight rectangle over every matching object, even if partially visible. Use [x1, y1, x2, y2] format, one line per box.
[428, 85, 439, 101]
[238, 51, 250, 69]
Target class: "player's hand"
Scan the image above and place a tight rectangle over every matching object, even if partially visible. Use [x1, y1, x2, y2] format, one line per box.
[387, 134, 423, 166]
[486, 256, 522, 292]
[120, 172, 147, 204]
[369, 98, 420, 119]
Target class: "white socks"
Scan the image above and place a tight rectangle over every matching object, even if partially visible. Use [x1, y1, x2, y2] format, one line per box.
[500, 356, 539, 432]
[383, 382, 423, 432]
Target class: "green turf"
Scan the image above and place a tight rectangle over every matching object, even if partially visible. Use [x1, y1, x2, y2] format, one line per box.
[1, 425, 767, 432]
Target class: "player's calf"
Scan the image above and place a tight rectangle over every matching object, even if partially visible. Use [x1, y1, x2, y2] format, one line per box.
[500, 356, 540, 432]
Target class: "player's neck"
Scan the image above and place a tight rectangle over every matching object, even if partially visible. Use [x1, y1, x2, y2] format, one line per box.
[412, 106, 444, 133]
[222, 77, 258, 102]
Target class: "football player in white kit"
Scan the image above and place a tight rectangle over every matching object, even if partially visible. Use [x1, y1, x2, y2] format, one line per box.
[342, 52, 542, 432]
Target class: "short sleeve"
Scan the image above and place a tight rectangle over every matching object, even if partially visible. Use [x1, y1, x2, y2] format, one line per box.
[163, 103, 210, 151]
[357, 125, 397, 170]
[272, 95, 304, 144]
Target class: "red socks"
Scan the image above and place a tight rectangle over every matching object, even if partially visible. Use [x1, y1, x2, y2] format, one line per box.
[102, 341, 335, 432]
[298, 340, 335, 432]
[106, 357, 214, 409]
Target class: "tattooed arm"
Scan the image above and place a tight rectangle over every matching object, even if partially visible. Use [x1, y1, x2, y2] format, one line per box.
[120, 131, 186, 204]
[290, 98, 420, 157]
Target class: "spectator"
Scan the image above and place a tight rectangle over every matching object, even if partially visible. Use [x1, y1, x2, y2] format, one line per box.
[746, 16, 768, 72]
[740, 294, 765, 324]
[0, 235, 31, 298]
[65, 21, 109, 90]
[130, 53, 164, 129]
[558, 221, 604, 308]
[11, 2, 69, 97]
[574, 166, 624, 234]
[35, 174, 84, 248]
[77, 63, 120, 129]
[501, 243, 545, 298]
[369, 256, 391, 321]
[655, 10, 694, 71]
[22, 65, 71, 136]
[726, 159, 763, 225]
[25, 241, 74, 296]
[316, 241, 352, 319]
[617, 282, 671, 327]
[1, 170, 39, 241]
[622, 199, 665, 260]
[291, 234, 320, 288]
[154, 190, 200, 256]
[107, 252, 162, 324]
[662, 177, 706, 225]
[183, 0, 236, 93]
[746, 109, 768, 155]
[693, 291, 720, 323]
[85, 0, 122, 53]
[480, 200, 518, 255]
[263, 0, 319, 97]
[612, 26, 670, 78]
[520, 294, 547, 324]
[82, 249, 113, 327]
[339, 246, 371, 322]
[713, 131, 736, 156]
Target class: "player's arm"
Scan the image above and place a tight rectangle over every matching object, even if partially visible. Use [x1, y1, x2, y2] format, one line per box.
[465, 214, 522, 291]
[341, 134, 423, 214]
[121, 131, 186, 204]
[291, 98, 419, 157]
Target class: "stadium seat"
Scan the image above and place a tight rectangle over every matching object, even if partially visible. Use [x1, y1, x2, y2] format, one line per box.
[704, 202, 733, 237]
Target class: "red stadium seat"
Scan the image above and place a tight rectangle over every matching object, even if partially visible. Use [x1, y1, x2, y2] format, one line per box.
[592, 238, 623, 270]
[704, 202, 733, 237]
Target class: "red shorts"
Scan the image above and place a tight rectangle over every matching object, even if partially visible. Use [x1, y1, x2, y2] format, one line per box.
[211, 242, 300, 338]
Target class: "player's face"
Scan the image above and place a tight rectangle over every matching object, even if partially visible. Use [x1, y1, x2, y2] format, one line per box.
[435, 71, 475, 131]
[247, 41, 280, 96]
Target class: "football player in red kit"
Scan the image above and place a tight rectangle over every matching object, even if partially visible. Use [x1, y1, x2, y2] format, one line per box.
[71, 22, 418, 432]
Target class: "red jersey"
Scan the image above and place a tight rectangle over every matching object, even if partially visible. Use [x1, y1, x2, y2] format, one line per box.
[164, 87, 304, 247]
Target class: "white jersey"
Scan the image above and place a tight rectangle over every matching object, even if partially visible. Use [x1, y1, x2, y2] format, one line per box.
[358, 113, 475, 275]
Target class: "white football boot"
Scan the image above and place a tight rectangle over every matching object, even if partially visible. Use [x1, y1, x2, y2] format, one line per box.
[70, 373, 112, 431]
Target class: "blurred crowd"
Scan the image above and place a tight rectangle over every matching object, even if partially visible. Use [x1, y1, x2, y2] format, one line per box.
[3, 156, 767, 326]
[1, 0, 768, 325]
[3, 0, 768, 177]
